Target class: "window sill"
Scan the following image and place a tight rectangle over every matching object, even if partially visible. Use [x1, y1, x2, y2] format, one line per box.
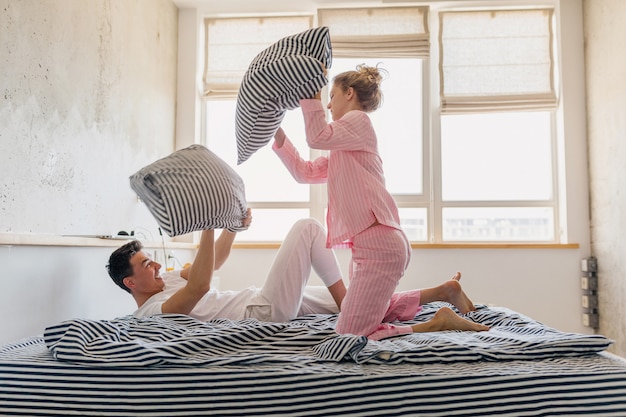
[410, 243, 580, 249]
[232, 242, 580, 250]
[2, 233, 576, 251]
[0, 233, 197, 249]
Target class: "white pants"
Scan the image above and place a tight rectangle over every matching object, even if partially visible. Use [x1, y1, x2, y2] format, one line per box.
[259, 218, 342, 322]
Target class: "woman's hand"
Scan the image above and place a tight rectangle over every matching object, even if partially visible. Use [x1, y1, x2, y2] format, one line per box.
[312, 63, 327, 100]
[274, 127, 286, 148]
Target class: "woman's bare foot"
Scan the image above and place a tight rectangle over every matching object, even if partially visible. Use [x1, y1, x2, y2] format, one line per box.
[442, 273, 477, 315]
[422, 272, 476, 314]
[411, 307, 489, 333]
[418, 272, 479, 314]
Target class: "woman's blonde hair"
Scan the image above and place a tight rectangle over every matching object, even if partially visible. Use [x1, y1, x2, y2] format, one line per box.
[332, 64, 387, 112]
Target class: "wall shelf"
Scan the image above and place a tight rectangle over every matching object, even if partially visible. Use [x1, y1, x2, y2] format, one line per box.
[0, 233, 197, 249]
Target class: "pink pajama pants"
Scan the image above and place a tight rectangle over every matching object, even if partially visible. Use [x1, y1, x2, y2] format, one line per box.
[335, 224, 416, 339]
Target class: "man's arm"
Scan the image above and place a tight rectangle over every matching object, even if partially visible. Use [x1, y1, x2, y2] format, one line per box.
[161, 229, 215, 315]
[214, 229, 236, 270]
[179, 209, 252, 278]
[180, 229, 236, 279]
[214, 208, 252, 270]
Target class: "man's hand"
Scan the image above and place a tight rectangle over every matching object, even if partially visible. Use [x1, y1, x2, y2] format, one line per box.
[242, 208, 252, 229]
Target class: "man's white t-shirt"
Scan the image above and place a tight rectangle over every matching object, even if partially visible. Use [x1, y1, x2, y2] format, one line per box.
[133, 272, 272, 321]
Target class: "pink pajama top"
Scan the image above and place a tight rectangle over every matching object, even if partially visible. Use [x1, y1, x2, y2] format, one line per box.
[273, 99, 402, 249]
[274, 99, 416, 340]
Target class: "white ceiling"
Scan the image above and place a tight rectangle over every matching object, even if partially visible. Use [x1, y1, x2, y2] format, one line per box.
[171, 0, 408, 13]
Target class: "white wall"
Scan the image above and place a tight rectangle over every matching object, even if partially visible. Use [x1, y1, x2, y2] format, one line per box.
[0, 0, 606, 350]
[217, 246, 587, 335]
[0, 0, 183, 345]
[584, 0, 626, 358]
[0, 244, 194, 344]
[0, 0, 178, 236]
[178, 0, 597, 339]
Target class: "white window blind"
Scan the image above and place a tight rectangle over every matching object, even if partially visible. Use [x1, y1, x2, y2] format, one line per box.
[318, 7, 429, 58]
[203, 16, 313, 98]
[439, 9, 556, 113]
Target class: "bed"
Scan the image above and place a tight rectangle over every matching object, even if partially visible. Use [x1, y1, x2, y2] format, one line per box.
[1, 302, 626, 416]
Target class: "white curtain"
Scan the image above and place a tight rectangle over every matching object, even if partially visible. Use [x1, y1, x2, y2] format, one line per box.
[203, 16, 313, 98]
[318, 7, 429, 58]
[439, 9, 557, 114]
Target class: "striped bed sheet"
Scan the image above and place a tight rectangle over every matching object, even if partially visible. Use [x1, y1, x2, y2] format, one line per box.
[2, 303, 626, 416]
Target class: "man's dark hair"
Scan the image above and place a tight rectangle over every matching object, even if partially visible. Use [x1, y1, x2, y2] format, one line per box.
[106, 240, 143, 293]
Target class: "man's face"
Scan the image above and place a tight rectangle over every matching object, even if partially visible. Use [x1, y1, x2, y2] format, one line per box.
[124, 251, 164, 295]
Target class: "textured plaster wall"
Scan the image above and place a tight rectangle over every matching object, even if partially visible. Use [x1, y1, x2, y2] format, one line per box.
[0, 0, 181, 344]
[583, 0, 626, 357]
[0, 0, 178, 235]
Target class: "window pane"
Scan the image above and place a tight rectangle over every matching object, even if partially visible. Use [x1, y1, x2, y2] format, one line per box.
[236, 209, 310, 241]
[442, 207, 554, 241]
[329, 58, 423, 195]
[205, 100, 309, 202]
[440, 10, 555, 99]
[205, 16, 312, 87]
[399, 207, 428, 241]
[441, 112, 553, 201]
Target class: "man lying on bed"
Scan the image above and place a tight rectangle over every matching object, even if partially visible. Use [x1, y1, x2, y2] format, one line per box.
[106, 211, 488, 340]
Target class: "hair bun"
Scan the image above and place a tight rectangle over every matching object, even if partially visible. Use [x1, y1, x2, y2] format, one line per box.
[356, 64, 384, 86]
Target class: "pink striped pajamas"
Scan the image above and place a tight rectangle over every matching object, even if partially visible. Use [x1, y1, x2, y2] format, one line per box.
[274, 99, 416, 340]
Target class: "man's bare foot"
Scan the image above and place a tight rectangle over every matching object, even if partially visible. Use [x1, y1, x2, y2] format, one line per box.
[411, 307, 489, 333]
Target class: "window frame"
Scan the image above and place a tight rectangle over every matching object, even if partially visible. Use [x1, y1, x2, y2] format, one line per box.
[200, 3, 565, 245]
[431, 7, 561, 243]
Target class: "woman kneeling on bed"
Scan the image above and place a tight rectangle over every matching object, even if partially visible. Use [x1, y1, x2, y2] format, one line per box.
[106, 211, 488, 341]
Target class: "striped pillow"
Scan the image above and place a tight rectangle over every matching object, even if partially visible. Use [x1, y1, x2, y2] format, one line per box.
[129, 145, 248, 237]
[235, 26, 332, 164]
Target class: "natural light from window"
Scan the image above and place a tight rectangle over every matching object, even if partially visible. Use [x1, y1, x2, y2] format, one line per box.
[202, 6, 560, 244]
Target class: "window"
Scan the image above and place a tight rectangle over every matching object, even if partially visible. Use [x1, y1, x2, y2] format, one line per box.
[203, 16, 319, 241]
[437, 8, 558, 242]
[201, 5, 561, 244]
[328, 56, 427, 241]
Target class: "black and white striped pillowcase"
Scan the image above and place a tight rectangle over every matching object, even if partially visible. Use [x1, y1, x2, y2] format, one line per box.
[235, 26, 332, 165]
[129, 144, 248, 237]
